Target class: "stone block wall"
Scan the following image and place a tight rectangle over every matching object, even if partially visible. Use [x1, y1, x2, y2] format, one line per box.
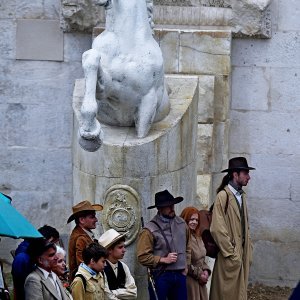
[230, 0, 300, 287]
[0, 1, 91, 257]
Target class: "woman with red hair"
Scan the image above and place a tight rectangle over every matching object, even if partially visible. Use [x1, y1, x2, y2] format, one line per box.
[180, 207, 211, 300]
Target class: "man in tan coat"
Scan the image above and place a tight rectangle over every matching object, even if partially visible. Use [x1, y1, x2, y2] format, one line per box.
[210, 157, 255, 300]
[68, 200, 103, 282]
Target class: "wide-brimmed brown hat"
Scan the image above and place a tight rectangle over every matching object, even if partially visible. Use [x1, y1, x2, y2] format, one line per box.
[67, 200, 103, 223]
[221, 157, 255, 173]
[98, 229, 128, 249]
[147, 190, 183, 209]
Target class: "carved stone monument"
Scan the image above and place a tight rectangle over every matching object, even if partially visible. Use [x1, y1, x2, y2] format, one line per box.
[77, 0, 170, 152]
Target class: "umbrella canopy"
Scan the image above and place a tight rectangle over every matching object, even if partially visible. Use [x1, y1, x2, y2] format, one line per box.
[0, 193, 43, 239]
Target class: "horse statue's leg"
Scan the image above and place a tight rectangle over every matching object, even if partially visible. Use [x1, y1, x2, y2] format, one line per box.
[154, 83, 170, 122]
[135, 87, 159, 138]
[78, 49, 103, 152]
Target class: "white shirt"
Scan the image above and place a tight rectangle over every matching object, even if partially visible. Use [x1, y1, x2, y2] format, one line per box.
[107, 260, 119, 277]
[104, 261, 137, 300]
[82, 227, 96, 240]
[38, 267, 62, 299]
[228, 184, 242, 207]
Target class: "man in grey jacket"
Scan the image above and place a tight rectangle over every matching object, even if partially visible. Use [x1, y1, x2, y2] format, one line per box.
[137, 190, 191, 300]
[24, 239, 69, 300]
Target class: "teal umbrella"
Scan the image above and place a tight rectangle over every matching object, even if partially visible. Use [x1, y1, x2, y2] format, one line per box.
[0, 193, 43, 239]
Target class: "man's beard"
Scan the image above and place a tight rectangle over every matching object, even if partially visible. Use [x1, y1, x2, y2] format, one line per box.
[162, 212, 175, 219]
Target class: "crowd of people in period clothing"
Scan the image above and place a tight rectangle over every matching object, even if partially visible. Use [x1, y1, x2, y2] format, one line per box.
[2, 156, 269, 300]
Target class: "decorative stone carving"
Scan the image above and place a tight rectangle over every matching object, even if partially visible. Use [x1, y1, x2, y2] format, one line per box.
[101, 185, 141, 246]
[77, 0, 170, 152]
[200, 0, 231, 8]
[60, 0, 272, 38]
[231, 1, 272, 38]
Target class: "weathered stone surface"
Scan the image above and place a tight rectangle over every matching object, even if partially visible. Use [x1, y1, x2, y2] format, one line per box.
[250, 197, 300, 243]
[153, 6, 232, 27]
[231, 0, 272, 38]
[196, 174, 212, 208]
[0, 147, 71, 191]
[16, 19, 64, 61]
[211, 120, 229, 172]
[179, 31, 231, 75]
[16, 1, 44, 19]
[154, 0, 192, 5]
[73, 168, 97, 206]
[229, 111, 300, 155]
[0, 20, 15, 59]
[214, 75, 230, 121]
[5, 103, 72, 147]
[198, 75, 215, 123]
[0, 1, 16, 19]
[158, 30, 180, 73]
[197, 124, 213, 173]
[60, 0, 105, 33]
[232, 66, 270, 111]
[232, 31, 300, 67]
[239, 154, 300, 200]
[44, 0, 61, 19]
[269, 67, 300, 112]
[278, 0, 300, 31]
[251, 241, 300, 286]
[1, 59, 81, 101]
[64, 33, 92, 62]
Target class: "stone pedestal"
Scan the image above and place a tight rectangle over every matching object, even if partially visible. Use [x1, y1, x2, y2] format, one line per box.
[73, 74, 199, 298]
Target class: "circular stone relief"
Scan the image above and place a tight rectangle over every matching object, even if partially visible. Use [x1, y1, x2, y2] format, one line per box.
[102, 185, 141, 246]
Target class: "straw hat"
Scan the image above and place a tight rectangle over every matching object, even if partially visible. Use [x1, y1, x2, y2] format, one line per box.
[98, 229, 127, 249]
[67, 200, 103, 223]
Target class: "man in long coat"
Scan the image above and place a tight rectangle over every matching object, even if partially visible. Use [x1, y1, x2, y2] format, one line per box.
[210, 157, 255, 300]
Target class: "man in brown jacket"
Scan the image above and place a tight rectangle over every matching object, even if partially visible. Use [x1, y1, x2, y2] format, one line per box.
[67, 200, 103, 282]
[209, 157, 255, 300]
[137, 190, 191, 300]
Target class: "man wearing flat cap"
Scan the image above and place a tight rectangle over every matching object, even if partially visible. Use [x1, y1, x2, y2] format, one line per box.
[137, 190, 191, 300]
[209, 157, 255, 300]
[67, 200, 103, 282]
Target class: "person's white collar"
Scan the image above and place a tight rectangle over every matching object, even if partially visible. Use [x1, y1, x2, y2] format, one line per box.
[37, 266, 58, 280]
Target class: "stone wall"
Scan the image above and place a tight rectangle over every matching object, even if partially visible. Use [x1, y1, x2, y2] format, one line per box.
[0, 1, 91, 255]
[230, 0, 300, 287]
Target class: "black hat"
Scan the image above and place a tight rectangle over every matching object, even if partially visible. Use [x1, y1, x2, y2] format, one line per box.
[147, 190, 183, 209]
[221, 157, 255, 173]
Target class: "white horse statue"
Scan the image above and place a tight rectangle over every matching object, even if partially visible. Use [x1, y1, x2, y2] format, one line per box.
[78, 0, 170, 152]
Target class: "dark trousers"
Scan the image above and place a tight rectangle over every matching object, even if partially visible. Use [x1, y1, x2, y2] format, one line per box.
[149, 271, 187, 300]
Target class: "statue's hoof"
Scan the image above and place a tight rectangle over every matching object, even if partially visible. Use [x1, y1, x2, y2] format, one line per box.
[78, 134, 102, 152]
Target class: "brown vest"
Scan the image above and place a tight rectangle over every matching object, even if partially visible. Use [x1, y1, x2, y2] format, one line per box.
[145, 214, 187, 271]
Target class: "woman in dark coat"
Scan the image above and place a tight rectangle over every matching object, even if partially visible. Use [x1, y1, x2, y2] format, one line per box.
[180, 207, 211, 300]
